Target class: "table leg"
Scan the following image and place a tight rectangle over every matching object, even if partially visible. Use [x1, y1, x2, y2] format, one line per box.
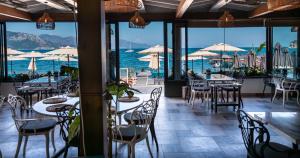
[238, 87, 241, 109]
[215, 87, 218, 113]
[293, 143, 298, 150]
[211, 87, 214, 110]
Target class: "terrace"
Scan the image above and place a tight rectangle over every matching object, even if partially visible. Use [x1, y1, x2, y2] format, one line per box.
[0, 0, 300, 158]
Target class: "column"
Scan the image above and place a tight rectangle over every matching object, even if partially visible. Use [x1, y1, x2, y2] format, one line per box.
[77, 0, 107, 156]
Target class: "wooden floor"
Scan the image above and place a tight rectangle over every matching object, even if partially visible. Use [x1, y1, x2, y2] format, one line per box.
[0, 94, 299, 158]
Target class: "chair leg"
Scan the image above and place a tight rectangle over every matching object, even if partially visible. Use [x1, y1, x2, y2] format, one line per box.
[272, 89, 277, 103]
[146, 136, 153, 158]
[191, 92, 195, 108]
[63, 145, 69, 158]
[150, 123, 159, 152]
[282, 91, 286, 108]
[296, 91, 300, 105]
[128, 144, 131, 158]
[51, 129, 56, 151]
[262, 85, 266, 95]
[15, 134, 23, 158]
[23, 136, 28, 157]
[45, 133, 50, 158]
[130, 144, 135, 158]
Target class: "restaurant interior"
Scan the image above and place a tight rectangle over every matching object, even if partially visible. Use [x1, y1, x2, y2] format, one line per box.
[0, 0, 300, 158]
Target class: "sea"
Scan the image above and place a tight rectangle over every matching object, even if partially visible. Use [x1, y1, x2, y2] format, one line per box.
[8, 48, 297, 77]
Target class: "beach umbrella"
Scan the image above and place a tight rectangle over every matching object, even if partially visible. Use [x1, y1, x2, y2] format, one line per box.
[7, 48, 24, 55]
[45, 46, 78, 67]
[17, 51, 47, 75]
[232, 53, 240, 69]
[259, 56, 266, 70]
[281, 48, 293, 69]
[202, 43, 246, 71]
[138, 45, 172, 77]
[39, 56, 78, 72]
[7, 55, 27, 74]
[28, 58, 37, 72]
[273, 43, 281, 69]
[182, 55, 207, 72]
[139, 54, 163, 70]
[201, 43, 246, 52]
[188, 50, 218, 72]
[246, 50, 257, 68]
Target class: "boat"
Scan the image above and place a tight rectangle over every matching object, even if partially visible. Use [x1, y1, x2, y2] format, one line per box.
[125, 42, 134, 53]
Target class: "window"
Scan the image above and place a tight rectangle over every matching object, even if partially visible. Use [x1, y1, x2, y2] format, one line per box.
[6, 22, 77, 76]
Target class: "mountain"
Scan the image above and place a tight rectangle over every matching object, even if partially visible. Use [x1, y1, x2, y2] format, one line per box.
[7, 31, 150, 50]
[119, 39, 150, 49]
[7, 31, 76, 50]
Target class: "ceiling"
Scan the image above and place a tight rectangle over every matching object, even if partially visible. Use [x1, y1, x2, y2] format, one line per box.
[0, 0, 299, 21]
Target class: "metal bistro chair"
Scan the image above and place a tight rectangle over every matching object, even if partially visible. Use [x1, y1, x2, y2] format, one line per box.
[272, 77, 300, 107]
[54, 102, 80, 158]
[237, 110, 300, 158]
[189, 79, 210, 108]
[123, 87, 162, 152]
[7, 94, 57, 158]
[222, 76, 244, 108]
[113, 99, 156, 158]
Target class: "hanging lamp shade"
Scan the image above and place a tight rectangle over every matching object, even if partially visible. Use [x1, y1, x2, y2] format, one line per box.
[105, 0, 139, 13]
[36, 12, 55, 30]
[129, 11, 146, 28]
[218, 11, 234, 27]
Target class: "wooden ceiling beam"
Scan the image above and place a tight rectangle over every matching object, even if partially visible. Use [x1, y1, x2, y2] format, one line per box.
[249, 0, 300, 18]
[33, 0, 71, 11]
[210, 0, 232, 12]
[176, 0, 194, 18]
[0, 4, 32, 21]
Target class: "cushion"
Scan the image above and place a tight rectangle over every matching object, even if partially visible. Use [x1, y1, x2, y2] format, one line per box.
[20, 119, 57, 133]
[123, 112, 147, 124]
[113, 125, 145, 141]
[255, 142, 300, 158]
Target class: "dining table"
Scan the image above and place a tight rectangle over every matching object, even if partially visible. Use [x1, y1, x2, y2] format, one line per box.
[32, 94, 149, 157]
[247, 112, 300, 150]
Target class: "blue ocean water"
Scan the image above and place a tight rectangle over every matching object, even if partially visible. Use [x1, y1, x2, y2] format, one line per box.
[8, 48, 297, 76]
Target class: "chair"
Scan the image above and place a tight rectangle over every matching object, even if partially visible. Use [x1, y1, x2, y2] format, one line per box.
[0, 96, 5, 108]
[222, 77, 244, 108]
[7, 94, 57, 158]
[263, 76, 274, 96]
[272, 77, 299, 107]
[113, 99, 155, 158]
[189, 80, 210, 108]
[123, 87, 162, 152]
[237, 110, 300, 158]
[54, 102, 80, 158]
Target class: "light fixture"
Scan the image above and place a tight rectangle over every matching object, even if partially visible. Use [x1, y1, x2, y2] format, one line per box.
[129, 11, 146, 28]
[105, 0, 139, 13]
[218, 11, 235, 27]
[36, 2, 55, 30]
[36, 12, 55, 30]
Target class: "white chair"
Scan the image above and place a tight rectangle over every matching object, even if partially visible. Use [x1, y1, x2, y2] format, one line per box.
[189, 80, 210, 108]
[272, 77, 300, 107]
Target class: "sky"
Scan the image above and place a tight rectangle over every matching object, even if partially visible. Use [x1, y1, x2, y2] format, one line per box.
[7, 22, 297, 48]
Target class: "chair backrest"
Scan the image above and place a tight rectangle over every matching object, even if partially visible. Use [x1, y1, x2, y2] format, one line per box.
[237, 110, 271, 158]
[55, 101, 80, 144]
[150, 87, 162, 119]
[0, 96, 5, 107]
[7, 94, 30, 131]
[190, 80, 208, 90]
[131, 99, 155, 139]
[272, 77, 283, 89]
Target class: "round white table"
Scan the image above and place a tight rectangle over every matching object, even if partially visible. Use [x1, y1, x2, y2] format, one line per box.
[32, 94, 148, 117]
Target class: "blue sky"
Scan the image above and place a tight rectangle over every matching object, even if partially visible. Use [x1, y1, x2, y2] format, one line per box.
[7, 22, 296, 48]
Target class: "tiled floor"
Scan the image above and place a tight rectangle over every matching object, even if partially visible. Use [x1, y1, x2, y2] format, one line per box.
[0, 94, 299, 158]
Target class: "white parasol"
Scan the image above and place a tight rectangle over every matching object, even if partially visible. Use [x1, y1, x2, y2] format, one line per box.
[139, 54, 163, 70]
[28, 58, 37, 72]
[273, 43, 281, 68]
[280, 48, 293, 69]
[45, 46, 78, 67]
[201, 43, 246, 52]
[7, 48, 24, 55]
[232, 53, 240, 69]
[39, 56, 78, 72]
[188, 50, 218, 72]
[7, 55, 27, 74]
[246, 50, 257, 68]
[17, 51, 47, 75]
[138, 45, 172, 77]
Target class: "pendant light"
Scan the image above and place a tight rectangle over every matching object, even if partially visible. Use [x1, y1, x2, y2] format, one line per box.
[218, 0, 234, 27]
[129, 11, 146, 28]
[36, 2, 55, 30]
